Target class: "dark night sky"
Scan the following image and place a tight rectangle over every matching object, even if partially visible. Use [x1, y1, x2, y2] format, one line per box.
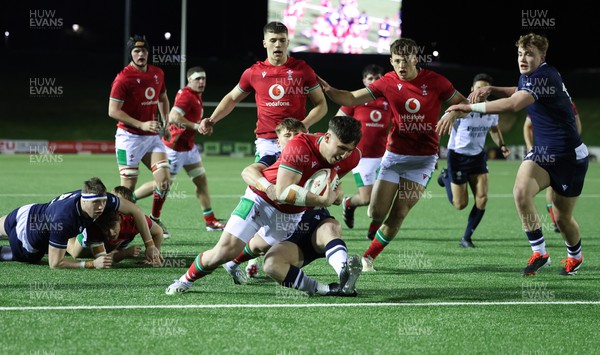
[2, 0, 597, 72]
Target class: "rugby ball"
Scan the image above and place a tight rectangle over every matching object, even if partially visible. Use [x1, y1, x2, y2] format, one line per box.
[304, 168, 339, 195]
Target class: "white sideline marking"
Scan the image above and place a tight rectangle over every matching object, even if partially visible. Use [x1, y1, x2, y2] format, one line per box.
[2, 301, 600, 311]
[2, 193, 600, 199]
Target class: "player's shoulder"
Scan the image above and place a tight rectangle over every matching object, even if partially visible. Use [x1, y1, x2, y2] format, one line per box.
[147, 64, 165, 75]
[286, 56, 308, 68]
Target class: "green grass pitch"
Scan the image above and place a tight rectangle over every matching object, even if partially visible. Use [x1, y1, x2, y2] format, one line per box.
[1, 154, 599, 354]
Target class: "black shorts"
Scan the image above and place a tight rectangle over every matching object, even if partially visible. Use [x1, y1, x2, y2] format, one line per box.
[5, 207, 46, 263]
[447, 149, 488, 185]
[287, 208, 334, 267]
[525, 150, 589, 197]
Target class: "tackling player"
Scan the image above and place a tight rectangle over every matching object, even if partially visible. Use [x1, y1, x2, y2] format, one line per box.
[0, 177, 162, 268]
[165, 115, 362, 296]
[67, 186, 164, 265]
[222, 118, 362, 296]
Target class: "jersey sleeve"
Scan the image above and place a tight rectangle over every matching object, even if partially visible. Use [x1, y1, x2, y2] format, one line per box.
[48, 220, 77, 250]
[109, 76, 127, 103]
[237, 68, 254, 93]
[302, 63, 320, 92]
[258, 153, 279, 167]
[84, 224, 106, 244]
[106, 193, 120, 212]
[571, 101, 579, 115]
[279, 137, 311, 175]
[157, 68, 167, 95]
[367, 76, 387, 100]
[339, 105, 355, 116]
[437, 75, 457, 102]
[173, 90, 193, 116]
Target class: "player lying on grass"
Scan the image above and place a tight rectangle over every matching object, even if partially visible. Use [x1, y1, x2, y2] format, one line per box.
[222, 118, 362, 296]
[66, 186, 164, 265]
[165, 115, 362, 296]
[0, 177, 162, 269]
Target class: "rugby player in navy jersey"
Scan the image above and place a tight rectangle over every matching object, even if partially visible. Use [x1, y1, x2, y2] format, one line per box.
[0, 177, 162, 268]
[440, 33, 589, 276]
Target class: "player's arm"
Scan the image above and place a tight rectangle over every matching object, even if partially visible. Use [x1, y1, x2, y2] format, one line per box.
[489, 125, 510, 158]
[200, 87, 251, 135]
[301, 87, 328, 130]
[575, 114, 582, 135]
[243, 157, 279, 201]
[158, 91, 170, 126]
[118, 198, 162, 267]
[317, 75, 373, 106]
[108, 99, 159, 133]
[275, 167, 336, 208]
[442, 91, 535, 136]
[468, 85, 518, 103]
[48, 245, 112, 269]
[170, 107, 199, 131]
[436, 91, 470, 135]
[523, 116, 534, 151]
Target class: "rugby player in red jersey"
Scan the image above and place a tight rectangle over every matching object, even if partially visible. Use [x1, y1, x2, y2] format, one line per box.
[166, 116, 362, 296]
[200, 21, 328, 276]
[337, 64, 393, 230]
[134, 66, 226, 233]
[319, 38, 469, 272]
[108, 35, 172, 238]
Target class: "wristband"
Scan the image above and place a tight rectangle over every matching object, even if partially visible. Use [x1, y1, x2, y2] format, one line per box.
[144, 240, 155, 248]
[256, 177, 273, 192]
[80, 261, 85, 269]
[194, 123, 200, 131]
[469, 102, 487, 113]
[280, 184, 309, 206]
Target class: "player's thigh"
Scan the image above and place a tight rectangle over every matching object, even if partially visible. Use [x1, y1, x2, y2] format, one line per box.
[514, 160, 550, 198]
[369, 179, 398, 216]
[395, 179, 424, 212]
[0, 215, 7, 236]
[264, 241, 303, 269]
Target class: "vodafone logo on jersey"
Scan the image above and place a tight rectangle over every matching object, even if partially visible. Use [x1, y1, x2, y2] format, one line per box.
[370, 110, 382, 122]
[405, 98, 420, 113]
[268, 84, 285, 100]
[145, 87, 156, 100]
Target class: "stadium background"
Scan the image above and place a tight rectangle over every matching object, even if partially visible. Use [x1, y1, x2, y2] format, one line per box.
[1, 0, 598, 152]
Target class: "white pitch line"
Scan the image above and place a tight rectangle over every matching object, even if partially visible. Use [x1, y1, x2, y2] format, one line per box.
[2, 301, 600, 311]
[2, 193, 600, 199]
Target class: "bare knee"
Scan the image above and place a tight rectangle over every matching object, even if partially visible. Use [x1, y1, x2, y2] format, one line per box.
[368, 204, 387, 221]
[453, 200, 468, 210]
[475, 194, 488, 209]
[513, 184, 529, 209]
[262, 254, 281, 277]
